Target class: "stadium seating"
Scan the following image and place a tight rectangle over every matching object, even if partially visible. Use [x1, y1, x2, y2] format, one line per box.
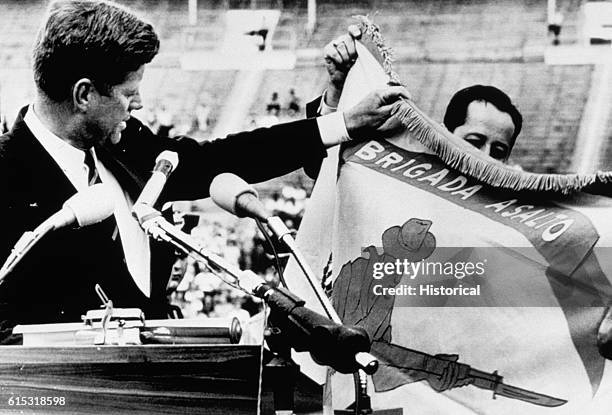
[395, 62, 593, 173]
[0, 0, 597, 174]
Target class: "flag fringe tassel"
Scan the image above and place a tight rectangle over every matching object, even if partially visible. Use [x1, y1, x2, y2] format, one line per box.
[356, 15, 612, 195]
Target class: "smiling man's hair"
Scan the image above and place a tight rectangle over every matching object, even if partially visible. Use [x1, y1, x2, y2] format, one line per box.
[443, 85, 523, 143]
[32, 0, 159, 102]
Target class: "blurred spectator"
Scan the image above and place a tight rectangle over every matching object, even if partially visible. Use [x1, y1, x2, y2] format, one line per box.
[257, 107, 280, 128]
[250, 236, 273, 275]
[286, 88, 301, 115]
[265, 191, 283, 213]
[156, 104, 174, 137]
[173, 114, 193, 136]
[229, 296, 251, 321]
[266, 92, 281, 114]
[166, 257, 188, 295]
[225, 238, 241, 267]
[1, 115, 8, 134]
[166, 185, 311, 320]
[245, 114, 258, 130]
[548, 12, 563, 46]
[194, 103, 211, 133]
[142, 107, 157, 131]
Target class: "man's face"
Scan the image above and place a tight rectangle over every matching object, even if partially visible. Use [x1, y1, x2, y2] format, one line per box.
[85, 65, 145, 146]
[452, 100, 516, 162]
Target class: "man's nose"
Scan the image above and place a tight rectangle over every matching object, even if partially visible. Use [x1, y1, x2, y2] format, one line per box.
[482, 143, 492, 157]
[130, 94, 143, 111]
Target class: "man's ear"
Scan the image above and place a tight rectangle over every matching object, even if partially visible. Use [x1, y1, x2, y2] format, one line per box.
[72, 78, 95, 112]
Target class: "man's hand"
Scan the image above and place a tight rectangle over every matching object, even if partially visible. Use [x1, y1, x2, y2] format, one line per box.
[343, 86, 410, 141]
[428, 354, 473, 392]
[324, 25, 361, 108]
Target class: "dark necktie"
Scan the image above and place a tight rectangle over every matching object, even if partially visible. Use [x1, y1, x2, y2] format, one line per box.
[84, 148, 101, 185]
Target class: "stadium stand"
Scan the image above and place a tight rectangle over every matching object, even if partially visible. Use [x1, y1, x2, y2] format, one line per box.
[0, 0, 596, 170]
[597, 110, 612, 170]
[137, 68, 238, 136]
[395, 62, 593, 173]
[0, 0, 597, 172]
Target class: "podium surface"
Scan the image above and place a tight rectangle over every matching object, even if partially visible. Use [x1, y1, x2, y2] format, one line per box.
[0, 344, 262, 414]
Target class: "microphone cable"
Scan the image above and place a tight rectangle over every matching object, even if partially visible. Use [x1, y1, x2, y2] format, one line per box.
[255, 217, 287, 288]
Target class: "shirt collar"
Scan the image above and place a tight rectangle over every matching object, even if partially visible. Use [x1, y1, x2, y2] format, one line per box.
[24, 105, 89, 190]
[24, 105, 86, 162]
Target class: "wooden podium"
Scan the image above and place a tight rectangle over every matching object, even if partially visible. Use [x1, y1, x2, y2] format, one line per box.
[0, 344, 323, 414]
[0, 344, 263, 414]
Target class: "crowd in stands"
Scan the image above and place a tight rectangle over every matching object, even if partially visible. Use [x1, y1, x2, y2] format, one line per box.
[167, 184, 310, 321]
[247, 88, 302, 129]
[140, 101, 212, 140]
[135, 87, 302, 144]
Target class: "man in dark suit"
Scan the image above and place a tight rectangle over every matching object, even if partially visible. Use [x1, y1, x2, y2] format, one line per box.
[0, 0, 409, 344]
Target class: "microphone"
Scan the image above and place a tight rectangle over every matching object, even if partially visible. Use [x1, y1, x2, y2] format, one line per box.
[133, 151, 179, 208]
[257, 282, 376, 374]
[134, 201, 380, 375]
[209, 173, 270, 222]
[50, 183, 115, 230]
[209, 173, 379, 374]
[209, 172, 337, 318]
[0, 184, 115, 281]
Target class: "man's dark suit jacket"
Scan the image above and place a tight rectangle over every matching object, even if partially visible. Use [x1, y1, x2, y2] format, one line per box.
[0, 107, 328, 343]
[304, 96, 324, 179]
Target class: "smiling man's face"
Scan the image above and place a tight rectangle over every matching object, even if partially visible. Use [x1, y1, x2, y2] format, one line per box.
[85, 65, 145, 146]
[452, 100, 516, 162]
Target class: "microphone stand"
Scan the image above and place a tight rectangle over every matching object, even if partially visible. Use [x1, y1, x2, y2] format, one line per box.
[264, 216, 378, 415]
[133, 204, 254, 292]
[0, 219, 56, 283]
[134, 205, 379, 413]
[266, 218, 337, 321]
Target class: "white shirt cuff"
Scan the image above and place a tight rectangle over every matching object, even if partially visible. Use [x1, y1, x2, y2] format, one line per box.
[316, 112, 350, 148]
[318, 89, 338, 115]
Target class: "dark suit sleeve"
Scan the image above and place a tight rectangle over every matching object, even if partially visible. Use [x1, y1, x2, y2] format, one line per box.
[122, 116, 328, 203]
[306, 96, 323, 118]
[303, 96, 325, 180]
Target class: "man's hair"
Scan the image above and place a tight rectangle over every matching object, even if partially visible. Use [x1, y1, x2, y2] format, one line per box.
[32, 0, 160, 102]
[443, 85, 523, 142]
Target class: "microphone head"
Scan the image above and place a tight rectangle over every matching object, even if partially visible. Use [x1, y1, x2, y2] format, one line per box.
[63, 184, 115, 228]
[156, 150, 179, 171]
[209, 173, 258, 217]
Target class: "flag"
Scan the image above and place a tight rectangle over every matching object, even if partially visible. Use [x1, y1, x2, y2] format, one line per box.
[284, 19, 612, 415]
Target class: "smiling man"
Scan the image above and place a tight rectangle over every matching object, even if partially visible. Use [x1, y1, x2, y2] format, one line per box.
[0, 0, 409, 343]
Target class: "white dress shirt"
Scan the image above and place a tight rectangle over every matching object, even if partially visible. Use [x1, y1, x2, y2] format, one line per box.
[24, 106, 151, 297]
[318, 89, 339, 116]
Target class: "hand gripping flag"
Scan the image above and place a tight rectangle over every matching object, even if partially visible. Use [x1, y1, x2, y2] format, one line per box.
[283, 17, 612, 415]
